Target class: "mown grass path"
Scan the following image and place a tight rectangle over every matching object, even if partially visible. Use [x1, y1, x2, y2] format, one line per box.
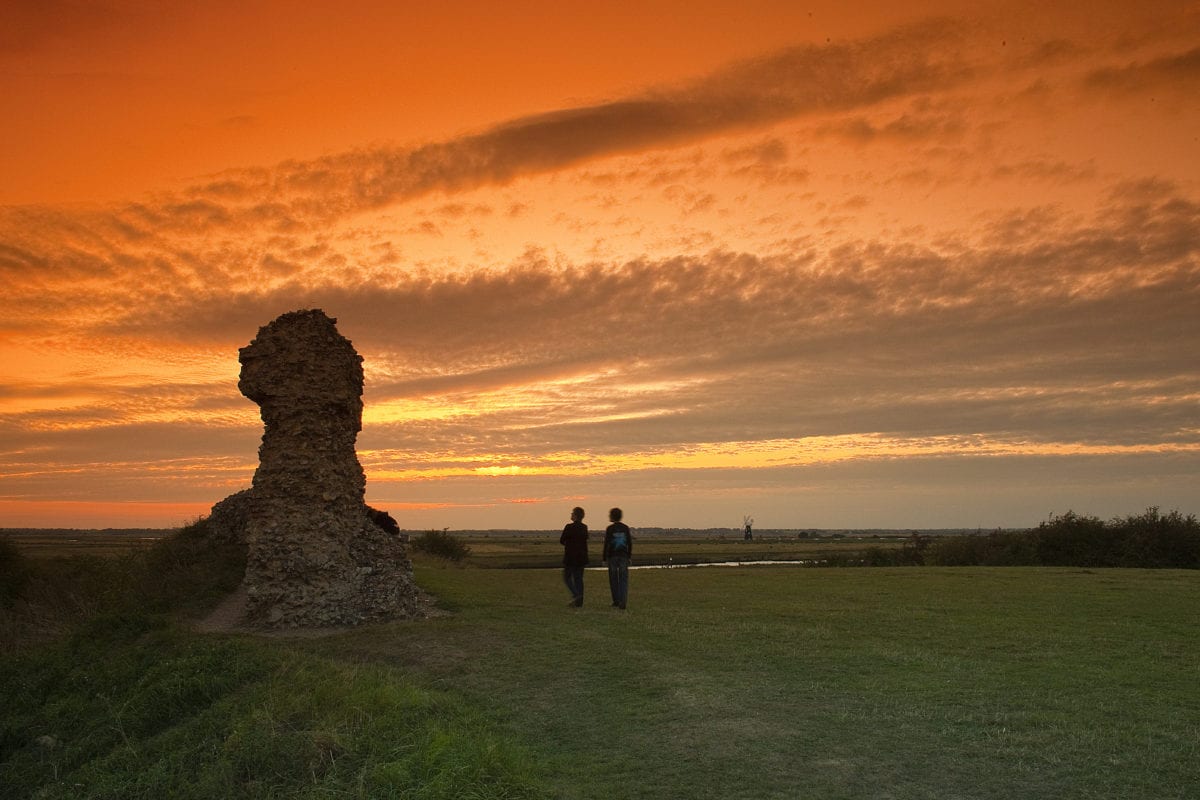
[300, 566, 1199, 800]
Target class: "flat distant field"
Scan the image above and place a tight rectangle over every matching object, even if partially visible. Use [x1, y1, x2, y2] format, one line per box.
[425, 530, 918, 568]
[0, 529, 171, 559]
[2, 528, 912, 566]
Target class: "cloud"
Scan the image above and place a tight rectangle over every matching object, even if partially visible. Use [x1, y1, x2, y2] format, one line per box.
[4, 13, 1157, 298]
[158, 19, 977, 225]
[3, 179, 1178, 465]
[1083, 45, 1200, 95]
[991, 159, 1097, 183]
[721, 138, 789, 165]
[820, 110, 967, 144]
[0, 17, 989, 314]
[12, 179, 1188, 354]
[7, 167, 1196, 406]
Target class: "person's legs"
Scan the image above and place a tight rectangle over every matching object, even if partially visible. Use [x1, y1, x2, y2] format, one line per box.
[614, 555, 629, 608]
[563, 566, 584, 605]
[608, 561, 620, 605]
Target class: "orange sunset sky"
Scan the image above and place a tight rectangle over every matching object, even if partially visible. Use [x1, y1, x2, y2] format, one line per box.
[2, 0, 1198, 531]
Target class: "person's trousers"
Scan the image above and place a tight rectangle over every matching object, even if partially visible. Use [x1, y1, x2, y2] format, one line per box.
[563, 565, 585, 605]
[607, 555, 629, 608]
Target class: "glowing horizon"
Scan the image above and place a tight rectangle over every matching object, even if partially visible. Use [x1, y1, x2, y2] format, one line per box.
[2, 1, 1198, 531]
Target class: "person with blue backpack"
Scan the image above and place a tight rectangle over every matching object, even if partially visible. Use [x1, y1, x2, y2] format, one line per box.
[603, 507, 633, 609]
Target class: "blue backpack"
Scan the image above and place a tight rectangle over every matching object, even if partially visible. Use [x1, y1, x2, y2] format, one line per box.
[610, 530, 629, 553]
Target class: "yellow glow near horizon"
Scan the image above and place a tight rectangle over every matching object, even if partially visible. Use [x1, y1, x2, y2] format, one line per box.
[362, 372, 703, 428]
[363, 436, 1200, 484]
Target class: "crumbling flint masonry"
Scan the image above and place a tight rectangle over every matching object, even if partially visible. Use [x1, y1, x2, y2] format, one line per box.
[223, 308, 421, 627]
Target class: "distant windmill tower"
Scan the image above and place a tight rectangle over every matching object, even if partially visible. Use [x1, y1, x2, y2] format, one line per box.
[743, 515, 754, 541]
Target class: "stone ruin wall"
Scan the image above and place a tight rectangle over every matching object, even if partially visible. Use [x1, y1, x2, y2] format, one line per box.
[211, 308, 421, 628]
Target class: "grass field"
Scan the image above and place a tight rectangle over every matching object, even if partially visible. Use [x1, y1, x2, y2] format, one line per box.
[304, 564, 1200, 799]
[3, 531, 1198, 798]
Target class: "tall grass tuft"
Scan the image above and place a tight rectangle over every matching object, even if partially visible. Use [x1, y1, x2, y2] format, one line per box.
[412, 529, 472, 562]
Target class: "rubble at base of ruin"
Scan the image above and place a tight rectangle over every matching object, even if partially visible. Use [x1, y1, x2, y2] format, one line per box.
[207, 308, 423, 628]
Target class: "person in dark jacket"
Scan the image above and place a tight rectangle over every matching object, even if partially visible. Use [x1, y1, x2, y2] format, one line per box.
[603, 507, 632, 609]
[560, 506, 589, 607]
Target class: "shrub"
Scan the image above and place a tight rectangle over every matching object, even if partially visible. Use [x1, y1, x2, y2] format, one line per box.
[1113, 507, 1200, 568]
[923, 535, 979, 566]
[861, 547, 903, 566]
[925, 530, 1036, 566]
[854, 544, 926, 567]
[1034, 511, 1116, 567]
[925, 508, 1199, 569]
[412, 529, 472, 562]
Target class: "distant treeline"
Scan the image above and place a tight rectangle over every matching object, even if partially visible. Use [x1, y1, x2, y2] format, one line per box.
[841, 508, 1199, 569]
[0, 528, 174, 536]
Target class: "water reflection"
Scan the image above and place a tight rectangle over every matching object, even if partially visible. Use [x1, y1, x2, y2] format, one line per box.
[587, 560, 812, 570]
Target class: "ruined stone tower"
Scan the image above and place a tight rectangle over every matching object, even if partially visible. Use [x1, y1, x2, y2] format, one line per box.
[236, 308, 420, 627]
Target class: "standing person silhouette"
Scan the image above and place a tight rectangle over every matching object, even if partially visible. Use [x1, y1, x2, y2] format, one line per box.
[560, 506, 589, 607]
[603, 507, 632, 609]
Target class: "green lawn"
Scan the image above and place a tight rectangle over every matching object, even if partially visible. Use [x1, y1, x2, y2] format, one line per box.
[4, 537, 1198, 799]
[302, 565, 1200, 799]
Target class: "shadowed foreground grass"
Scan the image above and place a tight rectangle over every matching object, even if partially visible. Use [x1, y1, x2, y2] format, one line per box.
[0, 613, 542, 799]
[309, 566, 1199, 800]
